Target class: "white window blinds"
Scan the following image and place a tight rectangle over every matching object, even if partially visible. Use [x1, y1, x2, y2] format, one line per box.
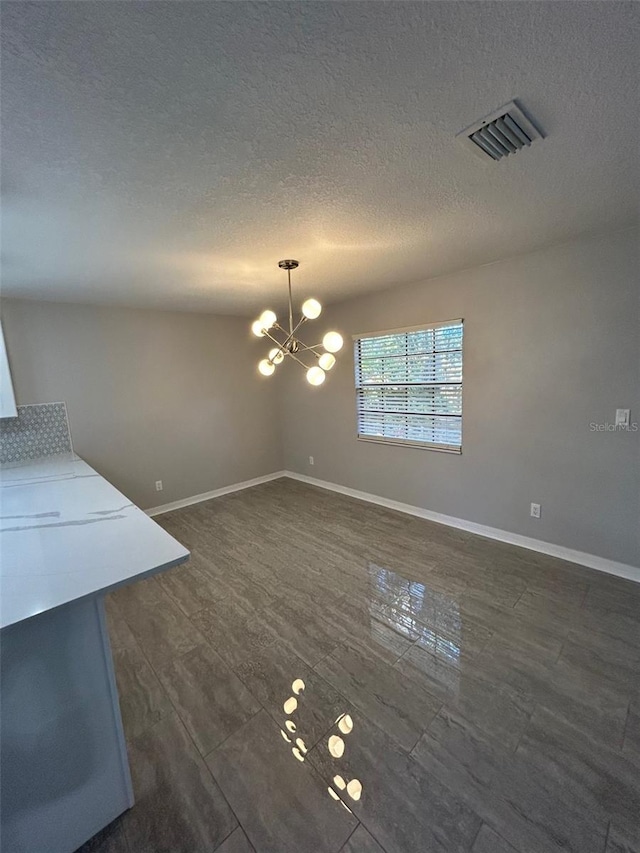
[354, 320, 463, 452]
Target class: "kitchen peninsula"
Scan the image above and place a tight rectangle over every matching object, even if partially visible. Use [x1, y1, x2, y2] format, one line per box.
[0, 452, 189, 852]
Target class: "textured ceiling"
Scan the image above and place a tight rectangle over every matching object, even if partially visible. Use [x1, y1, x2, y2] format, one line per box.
[1, 1, 638, 315]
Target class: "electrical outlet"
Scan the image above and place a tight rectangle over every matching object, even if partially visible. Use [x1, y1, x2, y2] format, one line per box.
[530, 502, 541, 519]
[155, 480, 163, 491]
[309, 456, 314, 465]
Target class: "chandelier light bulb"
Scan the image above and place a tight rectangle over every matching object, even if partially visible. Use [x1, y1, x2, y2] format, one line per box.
[259, 309, 277, 330]
[323, 331, 344, 353]
[302, 298, 322, 320]
[258, 359, 275, 376]
[306, 366, 326, 386]
[318, 352, 336, 371]
[269, 348, 284, 365]
[251, 320, 265, 337]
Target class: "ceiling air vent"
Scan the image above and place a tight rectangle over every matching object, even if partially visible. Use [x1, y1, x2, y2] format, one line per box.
[457, 100, 544, 162]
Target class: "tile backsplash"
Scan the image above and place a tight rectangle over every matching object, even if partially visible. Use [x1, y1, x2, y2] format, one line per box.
[0, 402, 73, 464]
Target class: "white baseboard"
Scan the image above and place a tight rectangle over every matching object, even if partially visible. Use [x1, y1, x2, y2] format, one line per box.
[283, 470, 640, 584]
[144, 467, 639, 583]
[145, 470, 286, 517]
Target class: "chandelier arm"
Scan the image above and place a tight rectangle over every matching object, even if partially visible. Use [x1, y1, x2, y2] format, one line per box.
[293, 315, 308, 334]
[274, 316, 307, 349]
[286, 351, 311, 370]
[271, 325, 295, 351]
[260, 327, 308, 368]
[295, 342, 323, 353]
[261, 329, 287, 351]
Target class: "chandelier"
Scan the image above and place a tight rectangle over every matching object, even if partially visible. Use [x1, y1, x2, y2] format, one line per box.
[251, 260, 343, 386]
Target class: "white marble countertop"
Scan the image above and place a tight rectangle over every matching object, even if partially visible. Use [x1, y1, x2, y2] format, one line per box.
[0, 453, 189, 629]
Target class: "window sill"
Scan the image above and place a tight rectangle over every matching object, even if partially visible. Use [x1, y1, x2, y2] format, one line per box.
[356, 436, 462, 454]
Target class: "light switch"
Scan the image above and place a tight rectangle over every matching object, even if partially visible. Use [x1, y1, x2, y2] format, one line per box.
[615, 409, 630, 427]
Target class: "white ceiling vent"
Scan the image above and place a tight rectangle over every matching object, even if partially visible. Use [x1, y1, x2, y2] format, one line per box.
[457, 101, 544, 162]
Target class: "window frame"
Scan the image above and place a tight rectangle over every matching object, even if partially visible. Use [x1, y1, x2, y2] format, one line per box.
[352, 319, 464, 454]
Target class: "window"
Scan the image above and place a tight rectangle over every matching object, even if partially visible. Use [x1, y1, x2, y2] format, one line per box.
[354, 319, 463, 452]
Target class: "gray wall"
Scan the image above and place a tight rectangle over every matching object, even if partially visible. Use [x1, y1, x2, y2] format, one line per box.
[1, 300, 282, 508]
[279, 227, 640, 567]
[2, 227, 637, 565]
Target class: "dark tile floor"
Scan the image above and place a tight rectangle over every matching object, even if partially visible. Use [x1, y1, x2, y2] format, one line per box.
[79, 478, 640, 853]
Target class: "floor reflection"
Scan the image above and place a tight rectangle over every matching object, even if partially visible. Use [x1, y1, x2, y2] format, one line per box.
[276, 570, 464, 816]
[280, 679, 363, 814]
[368, 563, 462, 667]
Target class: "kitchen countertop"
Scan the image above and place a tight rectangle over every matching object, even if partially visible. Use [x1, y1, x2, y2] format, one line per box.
[0, 453, 189, 629]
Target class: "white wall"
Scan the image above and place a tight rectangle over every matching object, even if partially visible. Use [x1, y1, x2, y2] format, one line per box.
[279, 227, 640, 567]
[1, 300, 282, 508]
